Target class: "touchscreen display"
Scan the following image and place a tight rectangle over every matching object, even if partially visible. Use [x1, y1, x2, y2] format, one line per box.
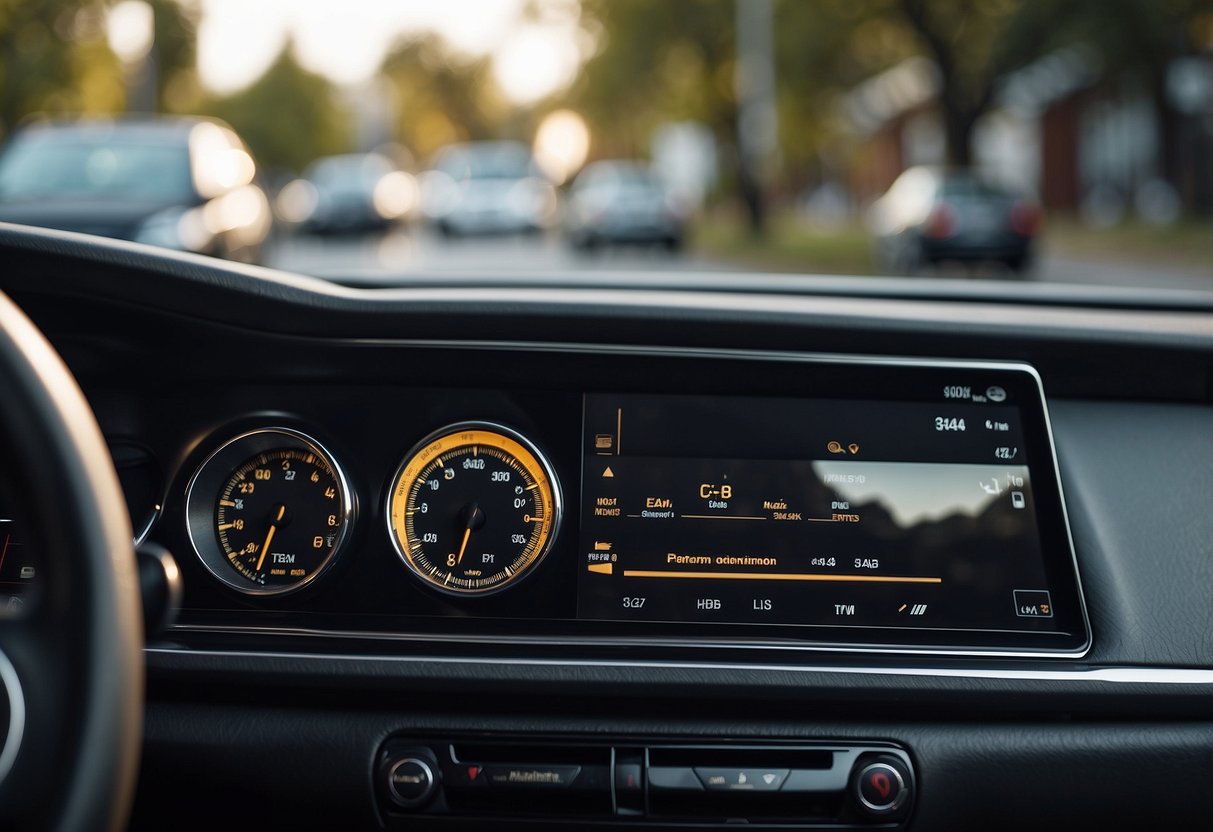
[577, 381, 1087, 653]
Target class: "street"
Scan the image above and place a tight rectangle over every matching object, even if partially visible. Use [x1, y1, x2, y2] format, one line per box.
[267, 228, 1211, 293]
[266, 229, 733, 278]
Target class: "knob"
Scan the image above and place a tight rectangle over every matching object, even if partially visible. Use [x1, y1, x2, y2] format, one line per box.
[852, 756, 912, 816]
[385, 757, 437, 808]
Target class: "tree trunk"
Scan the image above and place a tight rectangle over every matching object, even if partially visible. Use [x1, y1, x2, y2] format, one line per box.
[939, 79, 979, 167]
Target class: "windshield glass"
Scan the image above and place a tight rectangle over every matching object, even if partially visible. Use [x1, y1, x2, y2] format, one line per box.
[0, 1, 1210, 291]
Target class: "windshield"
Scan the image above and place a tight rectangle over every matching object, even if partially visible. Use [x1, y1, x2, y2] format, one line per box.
[0, 1, 1210, 291]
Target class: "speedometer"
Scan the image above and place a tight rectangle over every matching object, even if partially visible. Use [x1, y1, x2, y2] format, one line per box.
[386, 423, 561, 596]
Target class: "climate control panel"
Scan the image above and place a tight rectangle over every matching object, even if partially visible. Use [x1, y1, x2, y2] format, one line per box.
[375, 736, 915, 829]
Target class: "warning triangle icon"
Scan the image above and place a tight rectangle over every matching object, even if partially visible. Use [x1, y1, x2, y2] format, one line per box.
[602, 466, 615, 478]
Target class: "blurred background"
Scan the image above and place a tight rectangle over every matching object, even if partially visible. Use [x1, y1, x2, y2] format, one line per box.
[0, 0, 1211, 289]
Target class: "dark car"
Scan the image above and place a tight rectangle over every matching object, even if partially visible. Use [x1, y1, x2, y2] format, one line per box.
[565, 160, 688, 252]
[276, 152, 418, 235]
[420, 141, 557, 237]
[0, 117, 271, 263]
[869, 166, 1042, 273]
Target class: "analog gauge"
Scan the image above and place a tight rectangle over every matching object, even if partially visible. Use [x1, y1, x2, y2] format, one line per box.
[185, 428, 353, 596]
[386, 423, 561, 596]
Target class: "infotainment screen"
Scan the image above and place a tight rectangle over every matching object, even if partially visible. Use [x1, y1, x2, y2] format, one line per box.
[577, 364, 1089, 655]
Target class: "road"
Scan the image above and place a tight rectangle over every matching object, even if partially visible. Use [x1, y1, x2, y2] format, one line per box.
[266, 229, 731, 278]
[266, 229, 1211, 293]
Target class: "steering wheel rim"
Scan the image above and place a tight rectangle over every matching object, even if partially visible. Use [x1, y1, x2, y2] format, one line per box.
[0, 290, 143, 831]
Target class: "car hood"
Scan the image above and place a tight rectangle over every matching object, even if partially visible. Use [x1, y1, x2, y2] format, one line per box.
[0, 197, 189, 240]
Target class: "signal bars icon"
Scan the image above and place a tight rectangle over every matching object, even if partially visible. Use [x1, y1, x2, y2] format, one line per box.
[898, 603, 928, 615]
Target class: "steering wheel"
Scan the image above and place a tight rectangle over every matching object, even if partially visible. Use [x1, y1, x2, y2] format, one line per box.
[0, 291, 143, 830]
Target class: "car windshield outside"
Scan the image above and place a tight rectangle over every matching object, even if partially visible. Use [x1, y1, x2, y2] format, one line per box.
[0, 0, 1210, 290]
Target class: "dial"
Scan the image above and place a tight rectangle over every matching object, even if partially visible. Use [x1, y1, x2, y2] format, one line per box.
[386, 423, 561, 596]
[185, 429, 353, 595]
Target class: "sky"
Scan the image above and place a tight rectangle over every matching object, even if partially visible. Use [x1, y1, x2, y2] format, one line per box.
[196, 0, 590, 103]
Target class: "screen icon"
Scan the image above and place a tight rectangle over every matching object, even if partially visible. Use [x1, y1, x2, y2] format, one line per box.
[1011, 491, 1026, 509]
[986, 385, 1007, 402]
[1013, 589, 1053, 618]
[827, 440, 845, 454]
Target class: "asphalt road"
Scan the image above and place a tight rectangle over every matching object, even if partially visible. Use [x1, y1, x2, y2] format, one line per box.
[266, 228, 1212, 293]
[266, 229, 729, 278]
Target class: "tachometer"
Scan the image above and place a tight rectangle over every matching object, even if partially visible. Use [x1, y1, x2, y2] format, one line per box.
[185, 428, 353, 595]
[386, 423, 561, 596]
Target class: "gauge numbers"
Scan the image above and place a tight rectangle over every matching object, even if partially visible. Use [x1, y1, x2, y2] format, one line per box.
[387, 423, 560, 596]
[186, 429, 353, 596]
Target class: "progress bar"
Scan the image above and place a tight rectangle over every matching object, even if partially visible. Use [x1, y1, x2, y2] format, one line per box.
[620, 570, 942, 584]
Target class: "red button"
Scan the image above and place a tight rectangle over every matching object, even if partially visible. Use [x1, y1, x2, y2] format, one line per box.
[856, 761, 907, 814]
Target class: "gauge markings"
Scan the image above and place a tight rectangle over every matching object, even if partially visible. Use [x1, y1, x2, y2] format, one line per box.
[387, 425, 560, 596]
[213, 446, 346, 588]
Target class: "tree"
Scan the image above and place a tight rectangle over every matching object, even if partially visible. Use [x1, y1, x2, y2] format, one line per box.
[379, 35, 508, 162]
[0, 0, 124, 138]
[200, 43, 350, 174]
[894, 0, 1080, 166]
[567, 0, 735, 159]
[147, 0, 198, 111]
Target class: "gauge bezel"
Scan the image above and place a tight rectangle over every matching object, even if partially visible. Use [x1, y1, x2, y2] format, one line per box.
[385, 421, 563, 598]
[184, 427, 355, 597]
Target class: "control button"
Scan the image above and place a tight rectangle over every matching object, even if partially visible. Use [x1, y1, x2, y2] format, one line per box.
[854, 761, 908, 814]
[648, 766, 703, 791]
[695, 767, 788, 792]
[448, 762, 485, 788]
[1014, 589, 1053, 618]
[386, 758, 437, 808]
[483, 764, 581, 788]
[616, 762, 643, 793]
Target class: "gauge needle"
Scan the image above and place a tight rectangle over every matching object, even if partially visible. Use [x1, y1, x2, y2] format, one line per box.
[454, 503, 484, 566]
[255, 504, 286, 572]
[455, 526, 473, 565]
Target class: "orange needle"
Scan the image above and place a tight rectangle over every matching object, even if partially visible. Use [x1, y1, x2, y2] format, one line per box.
[255, 504, 286, 572]
[455, 525, 472, 565]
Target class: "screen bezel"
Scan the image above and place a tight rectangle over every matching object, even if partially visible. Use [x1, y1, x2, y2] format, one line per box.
[166, 345, 1092, 660]
[570, 352, 1091, 657]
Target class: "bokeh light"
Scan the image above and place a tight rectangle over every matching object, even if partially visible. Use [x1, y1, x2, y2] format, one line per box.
[533, 110, 590, 185]
[106, 0, 155, 65]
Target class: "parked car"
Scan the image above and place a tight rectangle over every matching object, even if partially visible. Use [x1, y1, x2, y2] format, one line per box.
[565, 160, 687, 252]
[868, 166, 1042, 274]
[419, 141, 557, 237]
[0, 117, 272, 263]
[276, 152, 418, 235]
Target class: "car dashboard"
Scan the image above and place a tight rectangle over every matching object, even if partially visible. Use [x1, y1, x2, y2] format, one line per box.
[1, 225, 1212, 830]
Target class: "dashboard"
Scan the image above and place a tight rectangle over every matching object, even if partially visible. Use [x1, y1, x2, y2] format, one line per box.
[154, 352, 1090, 657]
[1, 225, 1212, 830]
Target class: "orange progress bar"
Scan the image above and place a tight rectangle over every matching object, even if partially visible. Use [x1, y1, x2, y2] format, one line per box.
[621, 570, 941, 584]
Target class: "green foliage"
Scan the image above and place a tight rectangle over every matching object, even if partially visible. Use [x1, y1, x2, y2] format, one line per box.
[566, 0, 736, 159]
[148, 0, 197, 109]
[0, 0, 124, 137]
[380, 35, 509, 162]
[199, 44, 350, 175]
